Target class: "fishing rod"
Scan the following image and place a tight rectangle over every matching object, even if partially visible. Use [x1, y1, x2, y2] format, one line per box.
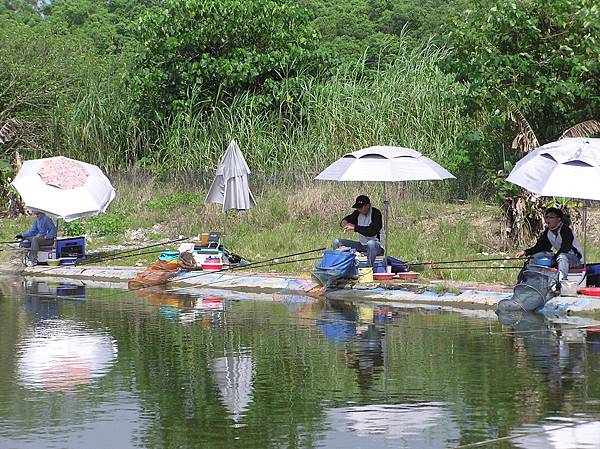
[87, 246, 327, 300]
[410, 256, 528, 266]
[161, 247, 327, 284]
[164, 255, 324, 294]
[429, 265, 523, 270]
[81, 237, 189, 264]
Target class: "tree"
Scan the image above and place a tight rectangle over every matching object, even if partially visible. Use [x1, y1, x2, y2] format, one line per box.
[129, 0, 326, 117]
[445, 0, 600, 143]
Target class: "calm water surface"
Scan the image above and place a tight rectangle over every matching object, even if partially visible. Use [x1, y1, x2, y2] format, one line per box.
[1, 278, 600, 449]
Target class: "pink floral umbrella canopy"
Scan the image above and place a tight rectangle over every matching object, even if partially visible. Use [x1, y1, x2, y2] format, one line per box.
[37, 157, 89, 190]
[11, 156, 116, 221]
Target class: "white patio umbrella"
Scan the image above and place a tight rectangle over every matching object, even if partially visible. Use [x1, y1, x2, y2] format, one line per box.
[315, 146, 455, 248]
[11, 156, 116, 222]
[506, 137, 600, 263]
[506, 138, 600, 199]
[205, 140, 256, 248]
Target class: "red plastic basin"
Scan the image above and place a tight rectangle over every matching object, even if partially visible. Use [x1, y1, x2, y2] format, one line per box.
[396, 272, 419, 280]
[373, 273, 395, 281]
[202, 263, 223, 271]
[578, 287, 600, 297]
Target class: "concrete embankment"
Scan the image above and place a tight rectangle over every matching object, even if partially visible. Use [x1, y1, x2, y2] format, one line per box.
[2, 263, 600, 316]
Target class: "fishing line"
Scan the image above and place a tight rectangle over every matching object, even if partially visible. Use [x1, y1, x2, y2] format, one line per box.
[451, 420, 589, 449]
[2, 236, 190, 276]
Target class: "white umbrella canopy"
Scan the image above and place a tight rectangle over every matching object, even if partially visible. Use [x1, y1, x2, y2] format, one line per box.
[506, 138, 600, 200]
[205, 139, 256, 212]
[11, 156, 116, 222]
[506, 138, 600, 264]
[316, 146, 455, 247]
[316, 146, 455, 182]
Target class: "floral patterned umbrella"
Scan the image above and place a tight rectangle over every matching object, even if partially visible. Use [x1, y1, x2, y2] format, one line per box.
[11, 156, 115, 221]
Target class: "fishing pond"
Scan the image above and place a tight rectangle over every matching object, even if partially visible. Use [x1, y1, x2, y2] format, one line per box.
[1, 277, 599, 449]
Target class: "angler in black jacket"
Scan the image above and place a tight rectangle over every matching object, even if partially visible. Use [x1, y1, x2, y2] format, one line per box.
[516, 207, 582, 280]
[333, 195, 384, 267]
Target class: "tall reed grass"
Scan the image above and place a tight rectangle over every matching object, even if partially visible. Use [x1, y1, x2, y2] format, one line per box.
[46, 42, 481, 191]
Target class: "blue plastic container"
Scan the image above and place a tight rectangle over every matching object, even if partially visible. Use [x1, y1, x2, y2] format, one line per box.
[315, 250, 356, 277]
[159, 251, 179, 261]
[373, 259, 386, 273]
[357, 260, 369, 269]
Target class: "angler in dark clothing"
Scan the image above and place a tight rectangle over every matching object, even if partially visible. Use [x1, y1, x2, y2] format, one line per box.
[516, 207, 582, 280]
[333, 195, 384, 267]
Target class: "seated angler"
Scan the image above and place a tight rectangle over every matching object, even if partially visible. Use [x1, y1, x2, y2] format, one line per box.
[333, 195, 384, 267]
[16, 210, 57, 267]
[515, 207, 582, 281]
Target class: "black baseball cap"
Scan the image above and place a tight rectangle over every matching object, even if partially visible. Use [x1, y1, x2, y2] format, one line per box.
[352, 195, 370, 209]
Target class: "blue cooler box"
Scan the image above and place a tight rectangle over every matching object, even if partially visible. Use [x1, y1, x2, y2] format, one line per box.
[56, 237, 86, 260]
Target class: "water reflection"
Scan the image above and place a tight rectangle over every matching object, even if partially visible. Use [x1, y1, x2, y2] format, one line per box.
[318, 301, 386, 393]
[3, 277, 600, 449]
[17, 319, 118, 391]
[323, 402, 460, 448]
[498, 311, 587, 392]
[512, 417, 600, 449]
[209, 348, 255, 427]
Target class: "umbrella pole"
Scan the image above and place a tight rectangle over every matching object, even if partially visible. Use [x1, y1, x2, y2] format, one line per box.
[223, 211, 227, 253]
[383, 182, 388, 252]
[583, 201, 587, 267]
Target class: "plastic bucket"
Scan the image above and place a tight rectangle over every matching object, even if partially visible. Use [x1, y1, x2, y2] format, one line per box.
[358, 267, 373, 283]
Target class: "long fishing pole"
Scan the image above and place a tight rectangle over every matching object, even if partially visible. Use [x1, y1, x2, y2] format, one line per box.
[411, 256, 528, 266]
[429, 265, 522, 270]
[164, 255, 324, 293]
[81, 237, 189, 264]
[87, 246, 327, 300]
[159, 247, 327, 284]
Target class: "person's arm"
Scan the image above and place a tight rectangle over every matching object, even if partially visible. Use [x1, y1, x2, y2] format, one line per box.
[355, 208, 382, 237]
[340, 211, 359, 229]
[523, 230, 551, 256]
[556, 225, 575, 256]
[21, 220, 39, 238]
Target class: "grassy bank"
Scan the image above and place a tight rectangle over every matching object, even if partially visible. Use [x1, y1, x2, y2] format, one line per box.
[4, 174, 599, 286]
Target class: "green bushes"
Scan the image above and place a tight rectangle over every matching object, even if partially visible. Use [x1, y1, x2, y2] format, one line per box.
[60, 212, 130, 237]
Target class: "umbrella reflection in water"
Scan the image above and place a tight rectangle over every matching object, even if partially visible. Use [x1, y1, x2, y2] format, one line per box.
[324, 402, 459, 446]
[17, 320, 117, 391]
[209, 348, 255, 427]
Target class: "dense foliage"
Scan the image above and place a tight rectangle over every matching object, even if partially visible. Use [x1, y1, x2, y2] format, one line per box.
[446, 0, 600, 143]
[131, 0, 325, 117]
[0, 0, 598, 197]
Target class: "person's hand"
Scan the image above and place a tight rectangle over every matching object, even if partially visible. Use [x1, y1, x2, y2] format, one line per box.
[343, 223, 355, 232]
[15, 234, 22, 240]
[515, 250, 525, 258]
